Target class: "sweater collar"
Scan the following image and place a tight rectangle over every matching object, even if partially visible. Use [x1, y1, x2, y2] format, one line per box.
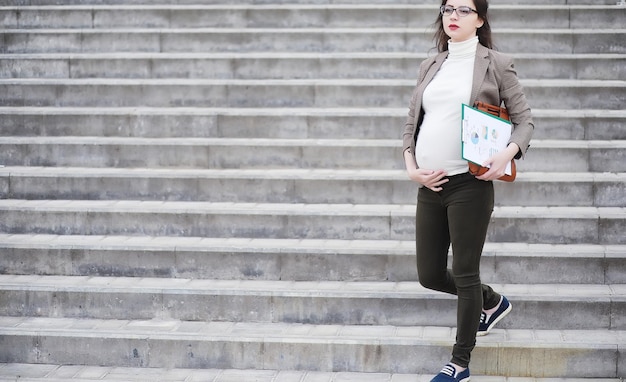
[447, 36, 479, 60]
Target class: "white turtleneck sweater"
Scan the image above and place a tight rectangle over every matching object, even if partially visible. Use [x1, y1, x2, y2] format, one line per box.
[414, 36, 478, 176]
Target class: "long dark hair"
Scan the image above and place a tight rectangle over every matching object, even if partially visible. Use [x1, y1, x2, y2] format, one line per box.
[433, 0, 493, 52]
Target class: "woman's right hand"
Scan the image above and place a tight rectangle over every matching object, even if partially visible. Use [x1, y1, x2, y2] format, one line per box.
[407, 168, 449, 192]
[403, 149, 448, 191]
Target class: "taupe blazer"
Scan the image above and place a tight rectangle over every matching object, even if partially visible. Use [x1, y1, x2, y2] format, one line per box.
[402, 44, 534, 161]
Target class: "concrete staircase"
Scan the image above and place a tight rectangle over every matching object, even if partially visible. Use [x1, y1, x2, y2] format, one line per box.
[0, 1, 625, 381]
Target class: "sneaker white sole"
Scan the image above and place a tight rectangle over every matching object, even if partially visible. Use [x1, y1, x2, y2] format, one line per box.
[476, 302, 512, 336]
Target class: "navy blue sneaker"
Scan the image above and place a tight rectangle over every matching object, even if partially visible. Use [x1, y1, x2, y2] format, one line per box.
[477, 295, 512, 336]
[430, 363, 470, 382]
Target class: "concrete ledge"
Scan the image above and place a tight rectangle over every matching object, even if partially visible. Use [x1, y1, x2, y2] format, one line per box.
[2, 52, 625, 80]
[0, 234, 624, 284]
[0, 107, 624, 140]
[2, 29, 624, 54]
[0, 78, 624, 110]
[0, 166, 625, 206]
[0, 199, 623, 244]
[0, 362, 622, 382]
[0, 317, 622, 377]
[0, 275, 623, 330]
[3, 0, 621, 5]
[0, 138, 625, 173]
[0, 5, 624, 29]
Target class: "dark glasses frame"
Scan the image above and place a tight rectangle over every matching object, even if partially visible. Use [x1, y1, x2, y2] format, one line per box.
[440, 5, 479, 17]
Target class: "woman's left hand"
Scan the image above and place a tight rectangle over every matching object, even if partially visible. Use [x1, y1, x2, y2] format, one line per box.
[475, 143, 520, 181]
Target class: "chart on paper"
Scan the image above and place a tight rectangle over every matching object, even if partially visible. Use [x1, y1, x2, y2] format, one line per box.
[461, 103, 513, 175]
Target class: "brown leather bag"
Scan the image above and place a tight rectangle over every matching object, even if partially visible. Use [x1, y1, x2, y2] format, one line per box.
[467, 101, 516, 182]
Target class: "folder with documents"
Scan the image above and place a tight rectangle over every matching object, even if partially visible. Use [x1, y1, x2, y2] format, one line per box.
[461, 103, 513, 176]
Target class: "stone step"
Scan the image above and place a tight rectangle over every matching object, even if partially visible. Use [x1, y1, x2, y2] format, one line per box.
[0, 166, 624, 207]
[3, 53, 626, 81]
[0, 199, 623, 244]
[1, 5, 623, 29]
[0, 316, 622, 377]
[0, 275, 624, 330]
[6, 0, 621, 5]
[2, 52, 625, 80]
[0, 363, 426, 382]
[1, 107, 624, 141]
[1, 28, 623, 54]
[1, 234, 624, 284]
[1, 78, 624, 110]
[0, 137, 624, 174]
[0, 363, 420, 382]
[2, 362, 617, 382]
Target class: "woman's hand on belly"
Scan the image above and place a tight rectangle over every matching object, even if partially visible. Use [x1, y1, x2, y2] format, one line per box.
[407, 168, 449, 192]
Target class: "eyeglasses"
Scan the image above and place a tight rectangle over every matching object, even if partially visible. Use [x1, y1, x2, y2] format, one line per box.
[440, 5, 478, 17]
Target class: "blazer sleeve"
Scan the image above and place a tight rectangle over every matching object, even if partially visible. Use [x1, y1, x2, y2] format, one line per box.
[402, 79, 421, 155]
[493, 53, 535, 159]
[402, 57, 436, 156]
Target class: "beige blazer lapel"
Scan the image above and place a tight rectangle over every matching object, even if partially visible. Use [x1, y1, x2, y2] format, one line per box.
[421, 52, 448, 88]
[469, 44, 490, 106]
[412, 52, 448, 130]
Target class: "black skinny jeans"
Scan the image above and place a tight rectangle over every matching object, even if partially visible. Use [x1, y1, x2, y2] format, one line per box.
[416, 172, 501, 368]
